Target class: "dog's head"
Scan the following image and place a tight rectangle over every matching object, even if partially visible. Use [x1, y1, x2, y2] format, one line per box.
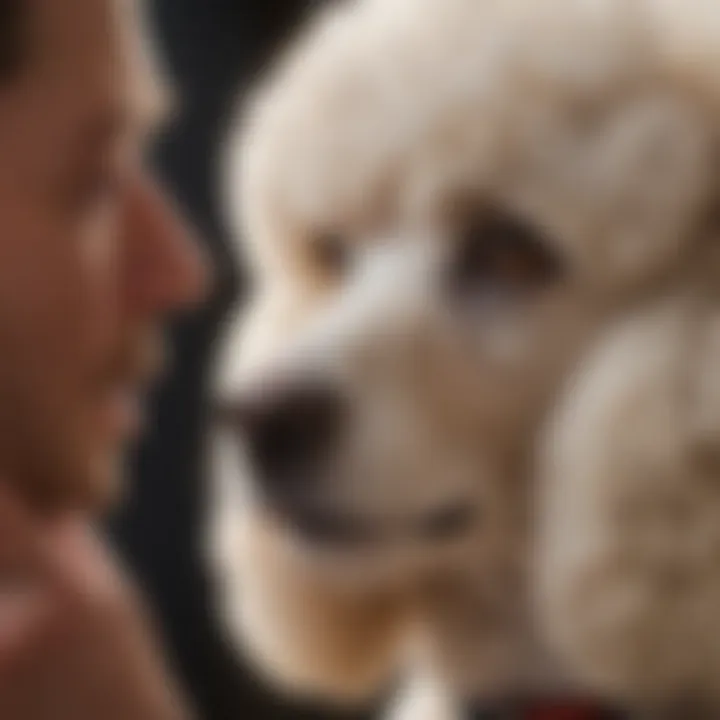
[214, 0, 720, 591]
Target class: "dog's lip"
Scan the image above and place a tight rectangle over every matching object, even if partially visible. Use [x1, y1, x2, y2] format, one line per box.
[273, 502, 387, 548]
[266, 496, 476, 548]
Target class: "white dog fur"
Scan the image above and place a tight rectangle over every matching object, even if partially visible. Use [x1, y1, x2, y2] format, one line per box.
[209, 0, 720, 716]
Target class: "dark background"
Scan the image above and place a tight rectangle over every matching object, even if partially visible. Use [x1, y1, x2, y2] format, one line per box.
[108, 1, 370, 718]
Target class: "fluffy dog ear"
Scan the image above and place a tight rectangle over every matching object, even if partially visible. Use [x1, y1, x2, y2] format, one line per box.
[536, 299, 720, 713]
[685, 305, 720, 479]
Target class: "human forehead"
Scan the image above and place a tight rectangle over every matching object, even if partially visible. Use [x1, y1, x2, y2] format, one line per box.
[26, 0, 170, 134]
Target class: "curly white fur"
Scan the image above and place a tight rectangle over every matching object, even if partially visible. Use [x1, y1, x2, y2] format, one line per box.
[210, 0, 720, 716]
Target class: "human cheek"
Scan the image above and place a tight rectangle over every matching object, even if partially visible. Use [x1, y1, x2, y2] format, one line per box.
[73, 216, 125, 358]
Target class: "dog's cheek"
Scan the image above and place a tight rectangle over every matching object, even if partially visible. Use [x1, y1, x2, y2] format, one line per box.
[536, 302, 720, 710]
[204, 430, 407, 704]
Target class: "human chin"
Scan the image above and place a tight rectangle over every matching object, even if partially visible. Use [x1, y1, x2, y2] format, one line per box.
[38, 410, 130, 515]
[79, 405, 137, 510]
[13, 435, 123, 516]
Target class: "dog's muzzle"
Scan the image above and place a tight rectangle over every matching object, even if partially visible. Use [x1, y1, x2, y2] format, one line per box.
[214, 377, 379, 546]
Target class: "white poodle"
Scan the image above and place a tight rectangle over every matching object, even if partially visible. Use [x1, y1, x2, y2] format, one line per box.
[209, 0, 720, 717]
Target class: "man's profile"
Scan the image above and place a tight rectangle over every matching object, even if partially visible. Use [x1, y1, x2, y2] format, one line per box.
[0, 0, 209, 716]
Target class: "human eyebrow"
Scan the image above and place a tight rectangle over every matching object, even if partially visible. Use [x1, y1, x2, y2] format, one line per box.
[73, 80, 176, 160]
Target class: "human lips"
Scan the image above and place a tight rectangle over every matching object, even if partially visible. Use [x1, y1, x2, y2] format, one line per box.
[92, 335, 168, 442]
[94, 381, 146, 441]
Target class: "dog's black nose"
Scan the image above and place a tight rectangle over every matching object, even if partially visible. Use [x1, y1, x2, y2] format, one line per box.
[217, 380, 346, 492]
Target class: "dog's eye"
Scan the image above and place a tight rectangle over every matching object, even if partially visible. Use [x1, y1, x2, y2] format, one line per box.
[312, 232, 350, 277]
[448, 209, 562, 299]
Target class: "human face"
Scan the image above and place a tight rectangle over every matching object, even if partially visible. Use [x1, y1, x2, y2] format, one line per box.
[0, 0, 208, 514]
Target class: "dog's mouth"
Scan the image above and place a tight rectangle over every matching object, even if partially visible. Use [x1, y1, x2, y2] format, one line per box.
[269, 500, 477, 549]
[273, 503, 386, 548]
